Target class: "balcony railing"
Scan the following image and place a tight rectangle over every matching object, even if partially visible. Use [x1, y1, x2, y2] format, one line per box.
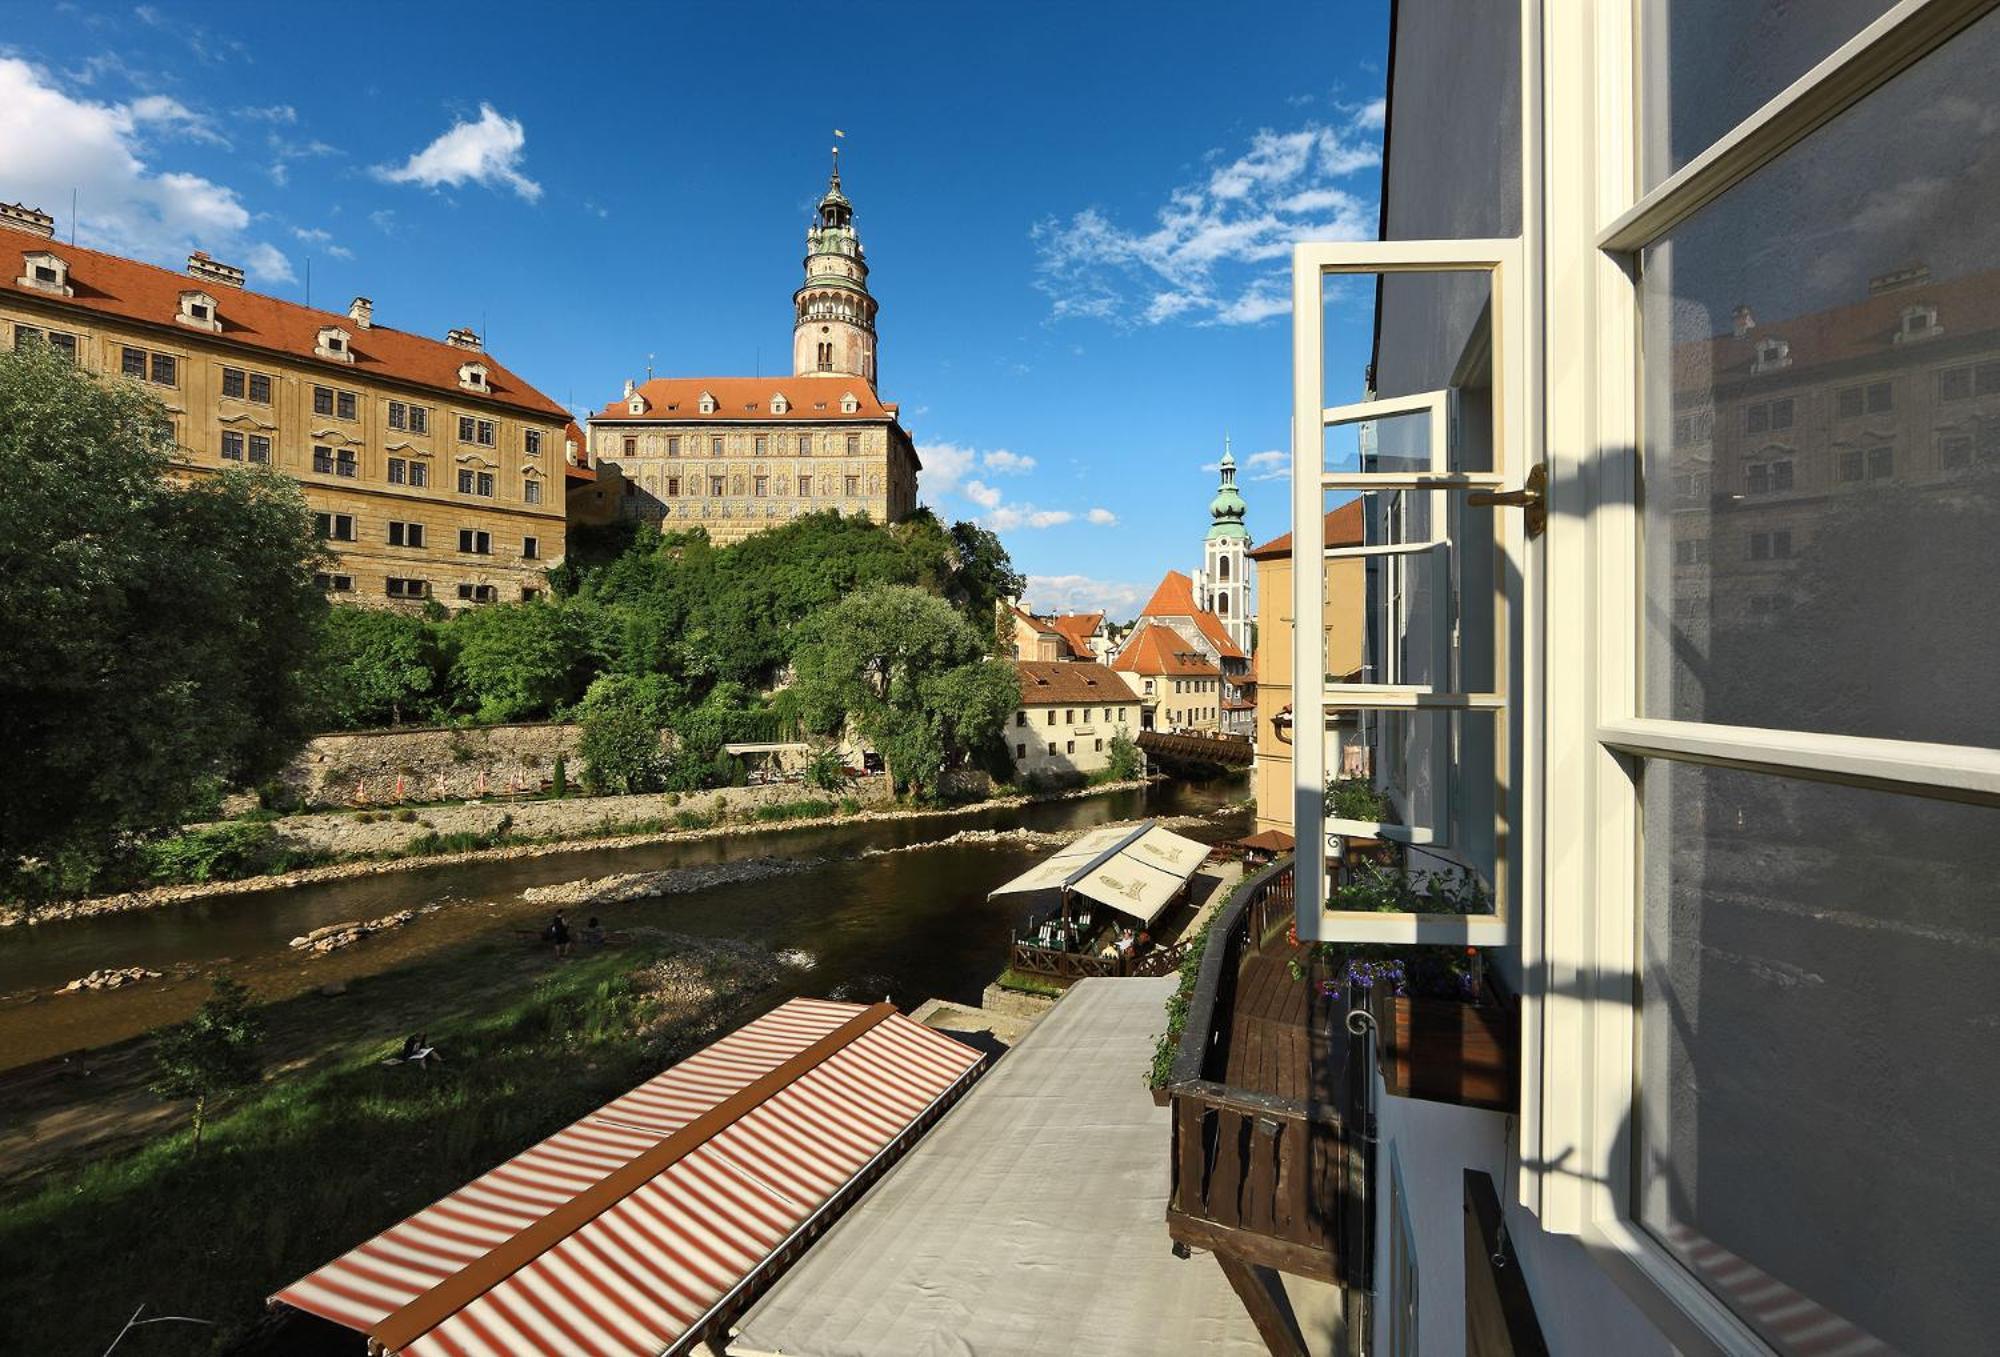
[1162, 858, 1371, 1288]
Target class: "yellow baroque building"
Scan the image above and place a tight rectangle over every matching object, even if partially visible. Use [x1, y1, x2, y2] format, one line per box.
[582, 160, 919, 542]
[0, 202, 569, 608]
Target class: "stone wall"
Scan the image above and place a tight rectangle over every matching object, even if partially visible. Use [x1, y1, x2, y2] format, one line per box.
[269, 774, 893, 857]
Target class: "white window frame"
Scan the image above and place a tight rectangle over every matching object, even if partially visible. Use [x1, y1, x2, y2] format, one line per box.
[1535, 1, 2000, 1352]
[1290, 237, 1527, 948]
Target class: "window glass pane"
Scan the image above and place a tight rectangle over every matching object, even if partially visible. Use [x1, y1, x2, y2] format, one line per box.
[1639, 760, 1996, 1354]
[1641, 0, 1898, 185]
[1639, 13, 2000, 749]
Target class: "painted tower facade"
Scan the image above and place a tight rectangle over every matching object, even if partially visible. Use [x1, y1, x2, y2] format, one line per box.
[1195, 441, 1253, 652]
[791, 153, 879, 384]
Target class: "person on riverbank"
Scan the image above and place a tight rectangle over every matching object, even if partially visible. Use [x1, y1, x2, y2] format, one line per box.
[398, 1033, 440, 1067]
[549, 913, 572, 958]
[584, 917, 605, 947]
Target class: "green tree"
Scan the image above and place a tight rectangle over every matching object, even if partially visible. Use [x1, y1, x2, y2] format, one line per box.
[150, 976, 265, 1154]
[440, 599, 592, 722]
[576, 675, 665, 794]
[1105, 731, 1143, 782]
[945, 518, 1027, 631]
[0, 342, 327, 894]
[791, 584, 1019, 797]
[312, 605, 441, 728]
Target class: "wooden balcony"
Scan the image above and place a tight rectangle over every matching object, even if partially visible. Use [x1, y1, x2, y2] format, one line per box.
[1161, 860, 1370, 1294]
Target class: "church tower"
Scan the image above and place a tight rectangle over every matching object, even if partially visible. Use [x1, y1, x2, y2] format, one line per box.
[1200, 439, 1252, 652]
[792, 150, 879, 384]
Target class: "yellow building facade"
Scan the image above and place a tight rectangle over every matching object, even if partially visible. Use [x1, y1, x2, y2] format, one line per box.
[1, 204, 569, 608]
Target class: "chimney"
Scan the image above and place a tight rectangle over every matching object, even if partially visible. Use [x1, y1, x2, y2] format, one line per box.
[1731, 304, 1755, 338]
[347, 296, 373, 329]
[186, 250, 245, 289]
[0, 202, 55, 239]
[445, 326, 482, 351]
[623, 379, 636, 399]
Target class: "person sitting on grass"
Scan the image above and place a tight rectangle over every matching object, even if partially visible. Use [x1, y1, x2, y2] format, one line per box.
[584, 917, 606, 947]
[396, 1032, 440, 1067]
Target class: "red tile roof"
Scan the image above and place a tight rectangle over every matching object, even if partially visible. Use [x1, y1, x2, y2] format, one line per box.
[1048, 612, 1103, 659]
[1013, 659, 1135, 704]
[1112, 624, 1222, 678]
[563, 421, 595, 480]
[591, 375, 900, 423]
[1248, 499, 1366, 559]
[1137, 571, 1246, 660]
[1, 234, 567, 419]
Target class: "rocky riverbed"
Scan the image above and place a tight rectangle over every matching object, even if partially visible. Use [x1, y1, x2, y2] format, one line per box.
[288, 906, 438, 954]
[522, 858, 821, 909]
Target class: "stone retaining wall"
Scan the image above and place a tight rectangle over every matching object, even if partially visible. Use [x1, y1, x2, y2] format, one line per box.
[268, 774, 893, 856]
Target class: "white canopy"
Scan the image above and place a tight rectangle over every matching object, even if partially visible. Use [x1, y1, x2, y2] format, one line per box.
[986, 820, 1208, 927]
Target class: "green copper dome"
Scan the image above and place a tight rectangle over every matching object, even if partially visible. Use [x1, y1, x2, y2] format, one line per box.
[1207, 445, 1250, 541]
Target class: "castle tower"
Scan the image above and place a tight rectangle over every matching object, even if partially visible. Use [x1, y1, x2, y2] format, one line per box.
[792, 149, 879, 384]
[1201, 439, 1252, 651]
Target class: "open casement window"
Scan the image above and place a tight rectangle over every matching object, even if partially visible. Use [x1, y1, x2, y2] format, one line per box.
[1291, 239, 1531, 946]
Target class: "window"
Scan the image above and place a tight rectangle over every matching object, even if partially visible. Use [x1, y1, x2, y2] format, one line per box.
[388, 522, 425, 548]
[709, 476, 725, 496]
[523, 536, 539, 560]
[623, 436, 638, 456]
[1941, 433, 1972, 469]
[1094, 738, 1103, 752]
[753, 476, 768, 497]
[456, 583, 498, 603]
[846, 433, 860, 456]
[1940, 366, 1973, 401]
[845, 475, 860, 496]
[1015, 711, 1027, 727]
[524, 478, 543, 505]
[666, 476, 681, 496]
[335, 449, 357, 478]
[1868, 445, 1894, 479]
[13, 325, 77, 361]
[800, 434, 813, 456]
[1672, 538, 1708, 566]
[521, 586, 541, 602]
[458, 529, 492, 555]
[711, 436, 725, 457]
[313, 512, 355, 542]
[385, 577, 427, 599]
[1744, 459, 1791, 493]
[1743, 397, 1793, 433]
[151, 353, 176, 386]
[1046, 710, 1057, 726]
[222, 367, 246, 399]
[121, 347, 177, 385]
[754, 435, 768, 455]
[248, 434, 270, 465]
[1017, 744, 1027, 760]
[456, 416, 495, 445]
[1066, 740, 1075, 755]
[388, 457, 429, 488]
[667, 435, 681, 457]
[524, 429, 543, 455]
[798, 475, 813, 496]
[1047, 742, 1057, 756]
[458, 469, 495, 497]
[220, 430, 244, 461]
[312, 385, 355, 419]
[312, 446, 335, 474]
[122, 346, 145, 378]
[388, 401, 430, 434]
[313, 572, 354, 593]
[1835, 380, 1894, 418]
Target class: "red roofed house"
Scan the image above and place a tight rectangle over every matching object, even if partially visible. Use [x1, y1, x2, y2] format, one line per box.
[583, 161, 919, 545]
[1112, 622, 1223, 733]
[1003, 604, 1110, 662]
[1116, 569, 1252, 736]
[0, 202, 571, 609]
[1007, 660, 1141, 780]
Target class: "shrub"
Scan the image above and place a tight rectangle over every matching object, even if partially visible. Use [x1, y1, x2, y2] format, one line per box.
[838, 797, 861, 815]
[551, 755, 568, 798]
[579, 683, 665, 796]
[803, 747, 846, 793]
[138, 823, 319, 885]
[1324, 776, 1391, 823]
[1104, 732, 1142, 782]
[393, 809, 417, 823]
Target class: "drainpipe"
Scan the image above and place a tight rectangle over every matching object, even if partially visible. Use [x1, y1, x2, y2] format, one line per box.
[1344, 999, 1381, 1356]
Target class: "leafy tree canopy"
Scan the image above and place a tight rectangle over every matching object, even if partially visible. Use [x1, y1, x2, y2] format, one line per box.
[439, 598, 595, 723]
[150, 975, 265, 1153]
[312, 605, 442, 729]
[0, 342, 326, 882]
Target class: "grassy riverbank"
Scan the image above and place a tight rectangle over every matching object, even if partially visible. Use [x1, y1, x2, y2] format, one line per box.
[0, 935, 786, 1355]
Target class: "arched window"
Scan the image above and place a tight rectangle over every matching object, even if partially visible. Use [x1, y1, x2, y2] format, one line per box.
[1217, 595, 1229, 616]
[1218, 557, 1231, 581]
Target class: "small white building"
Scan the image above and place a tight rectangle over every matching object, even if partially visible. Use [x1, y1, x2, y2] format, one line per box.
[1008, 660, 1140, 780]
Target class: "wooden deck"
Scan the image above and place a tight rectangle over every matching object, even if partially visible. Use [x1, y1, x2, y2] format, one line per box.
[1218, 932, 1348, 1106]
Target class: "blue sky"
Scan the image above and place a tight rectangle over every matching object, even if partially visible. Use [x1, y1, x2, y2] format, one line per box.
[2, 1, 1388, 617]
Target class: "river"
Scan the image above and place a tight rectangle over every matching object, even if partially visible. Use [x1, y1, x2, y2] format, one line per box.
[0, 779, 1248, 1070]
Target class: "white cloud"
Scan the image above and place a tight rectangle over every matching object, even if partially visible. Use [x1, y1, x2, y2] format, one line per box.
[1086, 507, 1118, 525]
[0, 57, 293, 280]
[989, 505, 1073, 531]
[375, 103, 542, 202]
[1033, 114, 1381, 328]
[291, 226, 352, 260]
[127, 94, 230, 148]
[1350, 97, 1386, 131]
[982, 449, 1036, 474]
[369, 208, 398, 234]
[236, 103, 297, 124]
[1243, 449, 1290, 482]
[963, 480, 1004, 510]
[915, 440, 977, 498]
[1023, 574, 1147, 617]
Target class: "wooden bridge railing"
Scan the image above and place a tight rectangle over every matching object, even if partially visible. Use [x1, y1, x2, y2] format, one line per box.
[1009, 938, 1191, 983]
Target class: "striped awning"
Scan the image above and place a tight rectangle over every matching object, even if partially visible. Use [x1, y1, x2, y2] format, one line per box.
[272, 997, 983, 1356]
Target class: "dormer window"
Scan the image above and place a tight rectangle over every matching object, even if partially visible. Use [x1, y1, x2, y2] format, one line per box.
[1750, 336, 1791, 374]
[458, 361, 490, 393]
[315, 326, 354, 362]
[1894, 303, 1942, 345]
[698, 391, 717, 414]
[840, 391, 860, 414]
[627, 393, 647, 415]
[18, 251, 71, 297]
[177, 290, 221, 333]
[771, 392, 790, 414]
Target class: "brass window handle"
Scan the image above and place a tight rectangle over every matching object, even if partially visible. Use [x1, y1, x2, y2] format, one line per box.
[1467, 462, 1547, 538]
